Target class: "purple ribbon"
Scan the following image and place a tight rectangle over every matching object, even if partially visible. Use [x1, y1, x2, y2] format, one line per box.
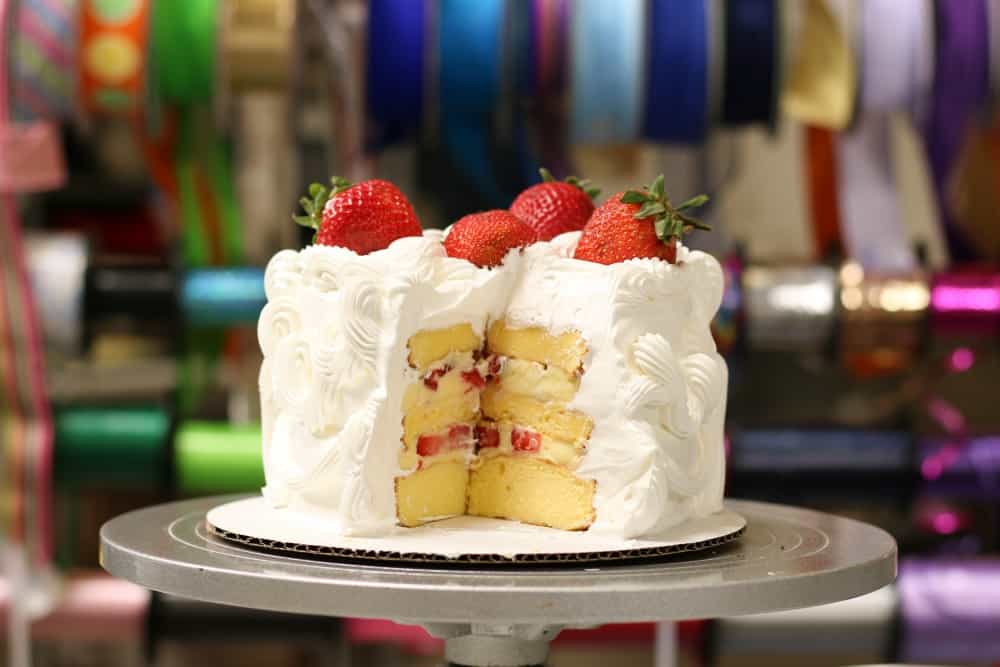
[900, 558, 1000, 663]
[924, 0, 990, 262]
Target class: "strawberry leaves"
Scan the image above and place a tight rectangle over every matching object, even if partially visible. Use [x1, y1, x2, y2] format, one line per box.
[621, 174, 710, 245]
[293, 176, 354, 230]
[539, 167, 601, 201]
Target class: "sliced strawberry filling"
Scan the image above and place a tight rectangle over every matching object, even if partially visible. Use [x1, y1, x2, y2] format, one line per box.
[461, 368, 486, 390]
[511, 426, 541, 453]
[476, 423, 500, 449]
[422, 365, 451, 390]
[416, 423, 474, 457]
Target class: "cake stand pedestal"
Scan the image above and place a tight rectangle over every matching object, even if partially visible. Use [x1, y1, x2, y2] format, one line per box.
[100, 497, 896, 667]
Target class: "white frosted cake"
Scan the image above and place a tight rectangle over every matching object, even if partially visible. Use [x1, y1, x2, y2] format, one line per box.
[258, 226, 727, 540]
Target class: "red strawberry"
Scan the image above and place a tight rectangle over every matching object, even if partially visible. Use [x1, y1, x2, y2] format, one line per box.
[293, 176, 422, 254]
[511, 427, 541, 453]
[573, 175, 709, 265]
[444, 210, 537, 268]
[476, 423, 500, 449]
[416, 424, 473, 457]
[423, 365, 451, 390]
[509, 168, 600, 241]
[461, 368, 486, 390]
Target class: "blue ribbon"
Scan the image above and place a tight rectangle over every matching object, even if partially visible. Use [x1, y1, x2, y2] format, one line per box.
[570, 0, 644, 144]
[644, 0, 708, 144]
[722, 0, 778, 128]
[438, 0, 507, 208]
[366, 0, 425, 149]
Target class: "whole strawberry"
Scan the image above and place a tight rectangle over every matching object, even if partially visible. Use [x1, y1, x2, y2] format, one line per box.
[444, 210, 537, 268]
[573, 175, 709, 265]
[293, 176, 422, 254]
[509, 168, 600, 241]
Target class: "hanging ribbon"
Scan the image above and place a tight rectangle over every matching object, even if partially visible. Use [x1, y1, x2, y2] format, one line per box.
[644, 0, 708, 144]
[491, 0, 541, 198]
[836, 0, 924, 275]
[366, 0, 425, 150]
[530, 0, 571, 176]
[9, 0, 79, 122]
[781, 0, 856, 130]
[438, 0, 507, 209]
[570, 0, 644, 144]
[722, 0, 778, 128]
[924, 0, 990, 263]
[147, 0, 243, 267]
[805, 127, 843, 260]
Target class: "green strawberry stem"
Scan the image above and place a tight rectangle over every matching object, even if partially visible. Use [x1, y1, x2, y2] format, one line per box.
[620, 174, 710, 243]
[293, 176, 354, 229]
[539, 167, 601, 201]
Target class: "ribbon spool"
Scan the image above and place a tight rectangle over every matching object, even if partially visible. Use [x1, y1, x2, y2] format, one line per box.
[77, 0, 150, 117]
[365, 0, 425, 150]
[84, 263, 178, 349]
[643, 0, 708, 144]
[570, 0, 644, 144]
[24, 232, 89, 361]
[838, 262, 929, 378]
[84, 263, 265, 329]
[721, 0, 778, 129]
[899, 558, 1000, 664]
[174, 422, 264, 494]
[920, 436, 1000, 499]
[9, 0, 79, 122]
[742, 265, 838, 350]
[219, 0, 296, 97]
[53, 404, 171, 487]
[930, 270, 1000, 334]
[182, 268, 266, 328]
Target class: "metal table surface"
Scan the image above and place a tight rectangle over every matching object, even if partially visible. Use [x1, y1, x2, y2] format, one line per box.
[101, 496, 897, 666]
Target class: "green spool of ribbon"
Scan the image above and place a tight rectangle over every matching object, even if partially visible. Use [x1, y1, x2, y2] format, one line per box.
[175, 422, 264, 494]
[54, 405, 170, 487]
[152, 0, 217, 105]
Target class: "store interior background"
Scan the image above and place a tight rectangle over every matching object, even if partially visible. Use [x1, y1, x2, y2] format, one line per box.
[2, 0, 999, 665]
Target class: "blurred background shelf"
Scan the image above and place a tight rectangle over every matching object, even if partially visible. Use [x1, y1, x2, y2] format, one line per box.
[2, 0, 1000, 665]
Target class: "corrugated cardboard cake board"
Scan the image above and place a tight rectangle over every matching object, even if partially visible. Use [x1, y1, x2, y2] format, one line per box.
[207, 497, 746, 565]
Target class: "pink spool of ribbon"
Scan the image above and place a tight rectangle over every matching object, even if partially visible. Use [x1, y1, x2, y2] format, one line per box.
[931, 270, 1000, 333]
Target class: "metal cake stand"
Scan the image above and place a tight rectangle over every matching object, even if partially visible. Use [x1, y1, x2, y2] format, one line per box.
[100, 496, 896, 667]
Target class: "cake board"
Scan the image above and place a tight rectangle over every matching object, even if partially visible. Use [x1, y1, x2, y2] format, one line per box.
[101, 496, 897, 667]
[205, 496, 747, 565]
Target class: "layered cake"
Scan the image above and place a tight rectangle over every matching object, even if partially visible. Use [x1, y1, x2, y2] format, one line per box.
[258, 174, 727, 539]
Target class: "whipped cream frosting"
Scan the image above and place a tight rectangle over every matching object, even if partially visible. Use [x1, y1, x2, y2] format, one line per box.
[258, 230, 727, 539]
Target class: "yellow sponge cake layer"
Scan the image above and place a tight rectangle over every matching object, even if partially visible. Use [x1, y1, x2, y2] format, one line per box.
[487, 321, 586, 376]
[408, 323, 481, 371]
[467, 455, 595, 530]
[497, 358, 578, 403]
[396, 461, 469, 527]
[481, 385, 593, 445]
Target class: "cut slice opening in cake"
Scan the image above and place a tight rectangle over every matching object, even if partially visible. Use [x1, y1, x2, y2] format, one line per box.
[396, 320, 596, 531]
